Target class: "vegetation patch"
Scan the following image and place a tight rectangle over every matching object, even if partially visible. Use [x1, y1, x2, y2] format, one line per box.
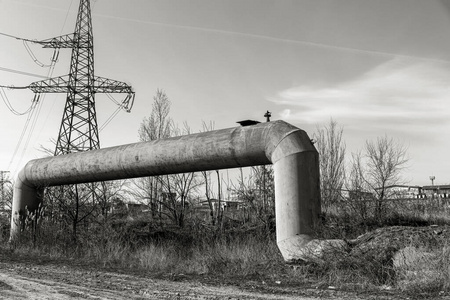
[3, 211, 450, 298]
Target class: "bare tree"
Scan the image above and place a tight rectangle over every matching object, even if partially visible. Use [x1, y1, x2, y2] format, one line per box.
[94, 180, 128, 221]
[200, 121, 218, 225]
[160, 122, 201, 227]
[159, 171, 201, 227]
[345, 151, 372, 221]
[232, 168, 255, 223]
[0, 173, 12, 212]
[38, 144, 99, 242]
[251, 165, 274, 217]
[231, 166, 274, 226]
[139, 89, 173, 142]
[0, 176, 12, 240]
[133, 89, 174, 219]
[44, 184, 98, 242]
[132, 90, 201, 227]
[314, 119, 346, 211]
[364, 135, 409, 219]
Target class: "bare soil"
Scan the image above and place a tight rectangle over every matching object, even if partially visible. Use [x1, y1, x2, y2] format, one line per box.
[0, 249, 401, 300]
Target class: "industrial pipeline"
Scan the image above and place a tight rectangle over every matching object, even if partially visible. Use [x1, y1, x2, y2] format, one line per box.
[11, 120, 323, 262]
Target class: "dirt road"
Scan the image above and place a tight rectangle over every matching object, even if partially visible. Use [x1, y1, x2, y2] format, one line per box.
[0, 253, 399, 300]
[0, 265, 305, 300]
[0, 271, 298, 299]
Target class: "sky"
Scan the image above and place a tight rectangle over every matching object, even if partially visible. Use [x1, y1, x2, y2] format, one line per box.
[0, 0, 449, 186]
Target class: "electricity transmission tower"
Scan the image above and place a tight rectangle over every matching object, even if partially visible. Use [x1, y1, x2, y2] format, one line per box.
[28, 0, 134, 155]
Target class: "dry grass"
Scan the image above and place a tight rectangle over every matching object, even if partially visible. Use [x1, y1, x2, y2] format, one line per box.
[317, 199, 450, 296]
[394, 245, 450, 295]
[2, 199, 450, 297]
[4, 219, 284, 279]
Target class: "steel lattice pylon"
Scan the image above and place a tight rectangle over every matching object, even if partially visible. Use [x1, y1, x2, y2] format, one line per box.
[28, 0, 134, 155]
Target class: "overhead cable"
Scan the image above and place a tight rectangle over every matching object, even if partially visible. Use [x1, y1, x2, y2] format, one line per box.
[13, 57, 58, 172]
[0, 66, 49, 79]
[23, 40, 59, 68]
[0, 87, 34, 115]
[99, 106, 122, 132]
[7, 97, 40, 172]
[99, 93, 129, 132]
[7, 50, 59, 174]
[0, 31, 39, 44]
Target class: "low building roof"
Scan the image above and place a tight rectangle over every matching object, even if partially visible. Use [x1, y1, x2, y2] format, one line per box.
[422, 185, 450, 190]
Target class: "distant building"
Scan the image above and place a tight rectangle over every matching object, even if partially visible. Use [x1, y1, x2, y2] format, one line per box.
[341, 185, 424, 201]
[381, 185, 423, 199]
[344, 189, 375, 201]
[198, 199, 245, 211]
[422, 185, 450, 199]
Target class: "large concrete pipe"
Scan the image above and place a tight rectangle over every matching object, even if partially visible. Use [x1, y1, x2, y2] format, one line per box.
[11, 120, 321, 262]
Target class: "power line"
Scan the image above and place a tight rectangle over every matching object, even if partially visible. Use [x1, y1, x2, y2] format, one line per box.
[7, 49, 59, 174]
[0, 66, 49, 79]
[5, 2, 75, 174]
[0, 47, 60, 115]
[23, 40, 59, 68]
[99, 93, 132, 132]
[61, 0, 75, 34]
[0, 87, 34, 115]
[7, 98, 40, 172]
[0, 31, 58, 46]
[0, 31, 33, 41]
[22, 65, 57, 150]
[1, 2, 67, 174]
[99, 106, 122, 132]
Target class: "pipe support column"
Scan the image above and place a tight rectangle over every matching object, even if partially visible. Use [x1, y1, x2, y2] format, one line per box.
[274, 151, 320, 261]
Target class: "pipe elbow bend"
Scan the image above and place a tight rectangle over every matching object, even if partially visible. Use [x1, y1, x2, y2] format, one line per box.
[264, 122, 317, 164]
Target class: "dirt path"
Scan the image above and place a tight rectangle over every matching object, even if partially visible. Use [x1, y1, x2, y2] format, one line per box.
[0, 271, 292, 299]
[0, 253, 400, 300]
[0, 265, 316, 300]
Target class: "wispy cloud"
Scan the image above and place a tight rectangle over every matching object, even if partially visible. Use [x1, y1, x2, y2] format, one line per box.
[270, 57, 450, 138]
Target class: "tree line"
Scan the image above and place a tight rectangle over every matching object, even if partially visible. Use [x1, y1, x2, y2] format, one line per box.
[0, 89, 275, 242]
[315, 119, 409, 222]
[1, 89, 409, 242]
